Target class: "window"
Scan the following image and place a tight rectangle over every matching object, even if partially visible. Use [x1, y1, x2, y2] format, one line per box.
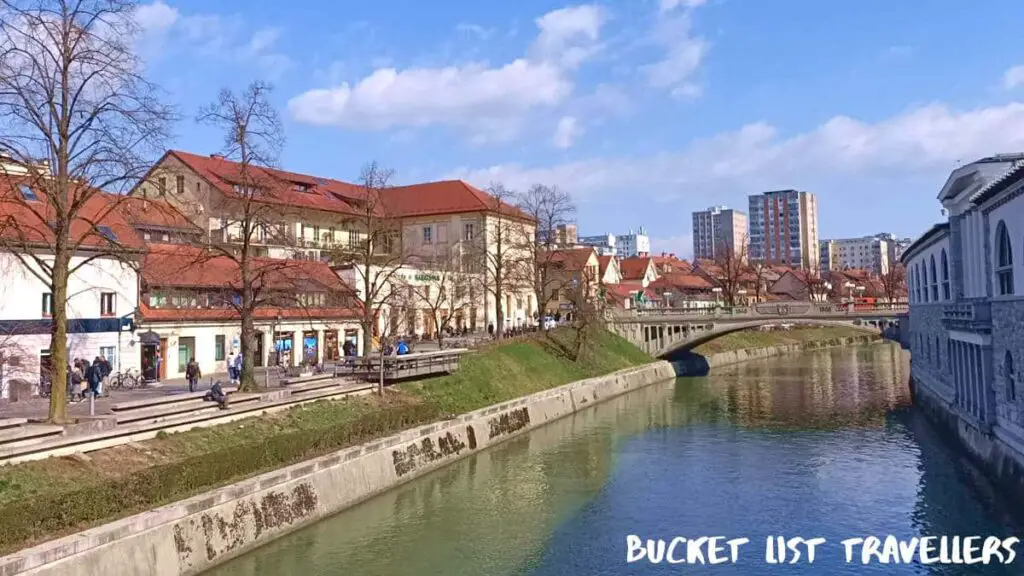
[935, 336, 941, 367]
[313, 225, 320, 242]
[1007, 351, 1017, 402]
[158, 176, 167, 196]
[42, 293, 52, 317]
[18, 184, 38, 201]
[99, 346, 115, 363]
[996, 220, 1014, 295]
[423, 226, 433, 244]
[97, 225, 118, 242]
[919, 262, 927, 302]
[215, 335, 226, 361]
[100, 292, 115, 316]
[941, 249, 950, 300]
[176, 175, 184, 195]
[464, 223, 474, 241]
[929, 255, 938, 301]
[348, 229, 359, 246]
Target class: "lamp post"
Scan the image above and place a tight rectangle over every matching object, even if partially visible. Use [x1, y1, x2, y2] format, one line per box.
[823, 282, 832, 303]
[844, 281, 855, 302]
[737, 289, 747, 306]
[712, 287, 722, 307]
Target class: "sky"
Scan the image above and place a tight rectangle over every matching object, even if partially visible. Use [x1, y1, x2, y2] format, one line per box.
[133, 0, 1024, 260]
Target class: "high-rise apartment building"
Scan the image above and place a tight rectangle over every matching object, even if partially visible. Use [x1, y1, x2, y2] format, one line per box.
[692, 206, 748, 261]
[577, 233, 616, 256]
[617, 227, 651, 258]
[821, 236, 890, 275]
[748, 189, 819, 270]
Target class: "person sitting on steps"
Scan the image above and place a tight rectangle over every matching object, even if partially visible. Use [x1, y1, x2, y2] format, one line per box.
[204, 380, 229, 409]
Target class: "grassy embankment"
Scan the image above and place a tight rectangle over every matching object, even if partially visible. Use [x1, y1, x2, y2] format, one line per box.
[0, 328, 651, 554]
[691, 326, 879, 356]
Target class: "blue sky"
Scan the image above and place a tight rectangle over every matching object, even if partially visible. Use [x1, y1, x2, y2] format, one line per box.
[135, 0, 1024, 259]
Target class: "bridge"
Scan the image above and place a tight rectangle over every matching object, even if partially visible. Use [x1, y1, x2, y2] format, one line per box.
[605, 302, 908, 358]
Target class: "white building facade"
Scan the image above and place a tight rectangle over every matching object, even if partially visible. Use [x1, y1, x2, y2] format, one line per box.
[692, 206, 748, 261]
[617, 227, 651, 258]
[577, 233, 617, 256]
[903, 152, 1024, 503]
[0, 253, 139, 398]
[822, 236, 890, 275]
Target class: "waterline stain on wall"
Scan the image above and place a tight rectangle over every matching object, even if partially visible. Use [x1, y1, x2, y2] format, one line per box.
[488, 408, 531, 440]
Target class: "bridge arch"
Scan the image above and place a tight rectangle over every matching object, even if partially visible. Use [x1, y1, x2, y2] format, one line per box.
[657, 319, 884, 359]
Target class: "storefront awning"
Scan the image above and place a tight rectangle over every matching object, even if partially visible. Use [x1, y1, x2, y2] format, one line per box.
[137, 330, 161, 345]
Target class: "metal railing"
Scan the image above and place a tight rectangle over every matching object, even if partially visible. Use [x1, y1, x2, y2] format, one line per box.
[607, 301, 908, 322]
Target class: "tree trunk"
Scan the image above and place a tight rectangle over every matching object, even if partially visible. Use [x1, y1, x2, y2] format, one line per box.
[239, 278, 257, 391]
[435, 314, 444, 349]
[377, 344, 385, 396]
[47, 252, 71, 423]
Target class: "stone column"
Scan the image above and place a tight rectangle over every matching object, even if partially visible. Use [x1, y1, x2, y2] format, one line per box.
[980, 344, 994, 424]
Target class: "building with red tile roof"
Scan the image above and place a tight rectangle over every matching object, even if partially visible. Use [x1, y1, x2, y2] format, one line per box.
[136, 242, 362, 381]
[618, 256, 659, 287]
[597, 255, 622, 285]
[133, 149, 538, 332]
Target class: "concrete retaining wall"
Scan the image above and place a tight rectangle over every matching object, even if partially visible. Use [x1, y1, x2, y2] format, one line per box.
[704, 335, 882, 368]
[0, 361, 677, 576]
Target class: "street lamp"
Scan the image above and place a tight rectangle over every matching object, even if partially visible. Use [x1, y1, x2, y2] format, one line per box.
[844, 281, 855, 301]
[737, 289, 747, 305]
[712, 286, 722, 306]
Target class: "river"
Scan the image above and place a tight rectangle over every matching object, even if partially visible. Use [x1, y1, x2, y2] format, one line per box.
[207, 343, 1021, 575]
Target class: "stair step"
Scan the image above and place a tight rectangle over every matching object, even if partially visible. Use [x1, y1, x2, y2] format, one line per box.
[115, 394, 259, 424]
[0, 424, 64, 449]
[0, 418, 28, 430]
[111, 386, 239, 412]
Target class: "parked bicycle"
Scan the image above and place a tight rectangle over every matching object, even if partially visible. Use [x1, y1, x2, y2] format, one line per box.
[110, 368, 141, 391]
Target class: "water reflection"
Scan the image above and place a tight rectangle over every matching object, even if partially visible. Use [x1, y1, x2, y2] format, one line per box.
[211, 343, 1019, 576]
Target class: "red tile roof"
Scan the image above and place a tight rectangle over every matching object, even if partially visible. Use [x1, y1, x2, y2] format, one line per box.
[142, 243, 352, 292]
[619, 257, 654, 281]
[165, 150, 362, 216]
[542, 247, 596, 272]
[116, 196, 202, 233]
[649, 272, 714, 291]
[383, 180, 532, 220]
[162, 151, 533, 222]
[0, 175, 145, 251]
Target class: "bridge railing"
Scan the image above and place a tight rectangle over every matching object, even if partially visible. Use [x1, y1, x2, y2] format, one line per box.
[606, 301, 908, 321]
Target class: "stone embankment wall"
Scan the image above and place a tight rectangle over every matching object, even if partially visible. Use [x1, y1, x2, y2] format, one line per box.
[672, 335, 883, 376]
[0, 362, 677, 576]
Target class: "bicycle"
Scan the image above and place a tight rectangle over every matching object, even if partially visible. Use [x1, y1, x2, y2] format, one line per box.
[110, 368, 141, 390]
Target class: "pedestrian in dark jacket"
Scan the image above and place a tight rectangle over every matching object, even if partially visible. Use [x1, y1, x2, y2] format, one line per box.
[86, 358, 102, 398]
[185, 358, 201, 393]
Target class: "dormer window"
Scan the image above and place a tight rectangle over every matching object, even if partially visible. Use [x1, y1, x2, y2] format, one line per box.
[18, 184, 38, 201]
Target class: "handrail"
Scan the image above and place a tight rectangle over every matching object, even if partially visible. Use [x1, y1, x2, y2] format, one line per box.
[607, 302, 908, 321]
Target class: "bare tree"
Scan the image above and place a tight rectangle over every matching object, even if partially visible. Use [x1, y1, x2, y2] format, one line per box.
[879, 263, 907, 304]
[565, 264, 602, 362]
[195, 81, 297, 391]
[469, 182, 529, 338]
[405, 251, 473, 349]
[0, 0, 172, 421]
[749, 260, 769, 303]
[517, 184, 575, 321]
[328, 161, 405, 369]
[707, 236, 748, 307]
[801, 269, 833, 302]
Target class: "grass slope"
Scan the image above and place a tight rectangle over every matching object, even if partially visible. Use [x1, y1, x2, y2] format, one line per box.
[0, 328, 652, 555]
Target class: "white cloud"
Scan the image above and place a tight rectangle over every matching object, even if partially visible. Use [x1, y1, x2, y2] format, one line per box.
[530, 5, 606, 69]
[660, 0, 708, 13]
[553, 116, 582, 149]
[289, 60, 570, 131]
[1004, 65, 1024, 90]
[445, 101, 1024, 203]
[287, 5, 610, 139]
[133, 2, 290, 76]
[134, 0, 178, 34]
[643, 11, 708, 97]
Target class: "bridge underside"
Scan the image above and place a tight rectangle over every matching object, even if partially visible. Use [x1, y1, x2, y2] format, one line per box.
[610, 317, 896, 359]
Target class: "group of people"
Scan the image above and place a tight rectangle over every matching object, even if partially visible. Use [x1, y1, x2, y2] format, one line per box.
[225, 351, 243, 386]
[66, 356, 111, 402]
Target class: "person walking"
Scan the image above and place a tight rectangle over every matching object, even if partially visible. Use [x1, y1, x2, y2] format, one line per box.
[86, 358, 102, 399]
[232, 353, 243, 386]
[185, 357, 201, 393]
[226, 351, 236, 385]
[98, 355, 112, 397]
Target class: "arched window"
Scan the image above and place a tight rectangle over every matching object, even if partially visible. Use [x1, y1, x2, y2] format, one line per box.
[940, 249, 950, 300]
[1006, 351, 1016, 402]
[935, 336, 941, 366]
[919, 262, 928, 303]
[912, 266, 920, 303]
[996, 220, 1014, 295]
[929, 255, 938, 301]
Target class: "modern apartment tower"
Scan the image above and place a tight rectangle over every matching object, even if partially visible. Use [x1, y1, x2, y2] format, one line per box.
[692, 206, 748, 261]
[748, 189, 819, 270]
[820, 236, 890, 275]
